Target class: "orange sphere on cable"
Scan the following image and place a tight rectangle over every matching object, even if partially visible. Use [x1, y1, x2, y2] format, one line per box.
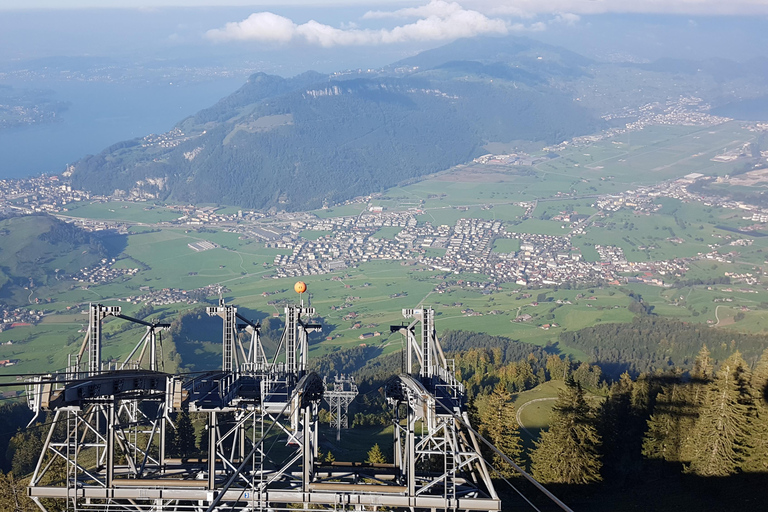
[294, 281, 307, 294]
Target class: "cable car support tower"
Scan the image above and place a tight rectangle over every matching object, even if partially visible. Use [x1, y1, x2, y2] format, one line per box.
[24, 285, 567, 511]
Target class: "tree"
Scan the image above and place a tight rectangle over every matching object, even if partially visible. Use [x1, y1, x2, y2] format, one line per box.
[6, 429, 42, 477]
[197, 414, 209, 454]
[366, 444, 387, 464]
[751, 347, 768, 404]
[546, 354, 569, 381]
[685, 352, 752, 476]
[0, 471, 37, 511]
[600, 373, 648, 484]
[742, 404, 768, 473]
[480, 385, 523, 478]
[168, 410, 196, 458]
[743, 348, 768, 472]
[176, 410, 197, 458]
[643, 380, 691, 463]
[530, 377, 602, 484]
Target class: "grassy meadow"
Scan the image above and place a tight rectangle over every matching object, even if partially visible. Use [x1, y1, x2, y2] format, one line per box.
[3, 121, 768, 380]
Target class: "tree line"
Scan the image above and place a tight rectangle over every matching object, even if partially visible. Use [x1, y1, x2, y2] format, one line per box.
[559, 315, 768, 378]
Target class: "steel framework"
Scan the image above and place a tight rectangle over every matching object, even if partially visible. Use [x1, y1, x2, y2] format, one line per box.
[26, 300, 502, 511]
[324, 374, 358, 442]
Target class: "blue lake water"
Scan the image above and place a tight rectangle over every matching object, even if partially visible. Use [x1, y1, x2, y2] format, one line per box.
[0, 77, 245, 179]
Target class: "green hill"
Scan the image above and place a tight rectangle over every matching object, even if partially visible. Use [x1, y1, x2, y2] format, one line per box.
[0, 214, 106, 302]
[69, 36, 604, 210]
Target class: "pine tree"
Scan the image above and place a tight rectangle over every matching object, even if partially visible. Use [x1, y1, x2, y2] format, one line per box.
[600, 373, 645, 484]
[546, 354, 569, 381]
[366, 444, 387, 464]
[677, 346, 715, 463]
[174, 410, 197, 458]
[742, 407, 768, 473]
[0, 471, 36, 511]
[530, 377, 602, 484]
[7, 429, 42, 477]
[691, 345, 714, 382]
[685, 352, 752, 476]
[481, 385, 523, 478]
[750, 347, 768, 404]
[642, 380, 690, 463]
[197, 415, 209, 454]
[743, 348, 768, 472]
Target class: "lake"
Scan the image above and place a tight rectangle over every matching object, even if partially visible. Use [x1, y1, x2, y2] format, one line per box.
[0, 77, 246, 180]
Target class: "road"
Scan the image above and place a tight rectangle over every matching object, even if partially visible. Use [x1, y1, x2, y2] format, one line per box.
[515, 397, 557, 438]
[714, 305, 725, 327]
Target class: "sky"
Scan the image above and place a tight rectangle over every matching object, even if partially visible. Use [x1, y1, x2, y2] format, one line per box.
[1, 0, 767, 178]
[1, 0, 767, 72]
[3, 0, 768, 15]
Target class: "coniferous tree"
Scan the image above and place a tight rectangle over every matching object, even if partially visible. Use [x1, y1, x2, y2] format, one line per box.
[174, 410, 197, 458]
[685, 352, 752, 476]
[750, 347, 768, 403]
[642, 379, 690, 463]
[530, 377, 602, 484]
[480, 385, 523, 478]
[600, 373, 646, 484]
[546, 354, 569, 381]
[677, 346, 715, 463]
[366, 444, 387, 464]
[743, 401, 768, 473]
[6, 429, 42, 477]
[0, 471, 36, 511]
[692, 345, 714, 382]
[198, 415, 209, 454]
[743, 348, 768, 472]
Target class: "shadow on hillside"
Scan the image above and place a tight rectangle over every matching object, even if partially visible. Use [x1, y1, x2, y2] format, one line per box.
[500, 462, 768, 512]
[172, 310, 223, 372]
[98, 231, 128, 258]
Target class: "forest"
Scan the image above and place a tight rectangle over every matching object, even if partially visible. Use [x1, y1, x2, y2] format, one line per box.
[70, 64, 602, 210]
[0, 214, 109, 301]
[559, 315, 768, 378]
[2, 322, 768, 510]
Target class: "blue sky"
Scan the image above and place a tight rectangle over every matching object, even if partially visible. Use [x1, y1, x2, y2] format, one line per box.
[4, 0, 768, 15]
[1, 1, 766, 71]
[1, 1, 400, 9]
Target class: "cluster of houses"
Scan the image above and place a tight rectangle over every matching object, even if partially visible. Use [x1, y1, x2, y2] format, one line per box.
[73, 259, 140, 284]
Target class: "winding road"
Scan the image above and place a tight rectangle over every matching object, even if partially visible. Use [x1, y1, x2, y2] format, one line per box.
[515, 397, 557, 438]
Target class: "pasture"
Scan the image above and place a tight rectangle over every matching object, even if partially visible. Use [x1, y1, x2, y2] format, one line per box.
[6, 121, 768, 376]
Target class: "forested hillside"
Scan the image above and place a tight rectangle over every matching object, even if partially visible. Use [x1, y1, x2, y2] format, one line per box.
[69, 37, 604, 210]
[559, 316, 768, 378]
[0, 214, 107, 302]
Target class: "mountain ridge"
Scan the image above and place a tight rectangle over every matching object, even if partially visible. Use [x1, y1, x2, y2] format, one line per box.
[70, 36, 604, 210]
[69, 35, 768, 211]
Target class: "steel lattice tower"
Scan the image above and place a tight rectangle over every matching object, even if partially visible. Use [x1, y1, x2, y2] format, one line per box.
[24, 298, 575, 511]
[324, 374, 358, 441]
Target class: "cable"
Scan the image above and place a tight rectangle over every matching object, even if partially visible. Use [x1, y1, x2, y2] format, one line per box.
[484, 457, 543, 512]
[431, 393, 575, 512]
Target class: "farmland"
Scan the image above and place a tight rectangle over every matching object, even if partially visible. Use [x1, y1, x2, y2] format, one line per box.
[2, 121, 768, 379]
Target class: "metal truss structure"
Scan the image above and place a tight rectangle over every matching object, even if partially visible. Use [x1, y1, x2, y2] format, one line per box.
[323, 374, 358, 442]
[25, 299, 503, 511]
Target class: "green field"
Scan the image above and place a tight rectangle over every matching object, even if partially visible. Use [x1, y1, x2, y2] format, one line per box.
[4, 121, 768, 378]
[63, 201, 181, 223]
[510, 381, 605, 446]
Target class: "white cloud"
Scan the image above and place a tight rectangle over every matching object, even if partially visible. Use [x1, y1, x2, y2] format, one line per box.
[206, 12, 298, 43]
[206, 2, 512, 47]
[553, 12, 581, 25]
[363, 0, 466, 20]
